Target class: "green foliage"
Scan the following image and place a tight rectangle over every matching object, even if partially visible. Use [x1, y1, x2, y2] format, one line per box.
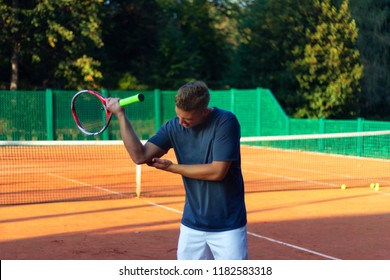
[56, 55, 103, 90]
[0, 0, 104, 89]
[36, 0, 105, 89]
[236, 0, 318, 113]
[99, 0, 162, 89]
[117, 73, 148, 90]
[101, 0, 235, 89]
[238, 0, 363, 119]
[291, 0, 363, 119]
[0, 0, 387, 119]
[343, 0, 390, 119]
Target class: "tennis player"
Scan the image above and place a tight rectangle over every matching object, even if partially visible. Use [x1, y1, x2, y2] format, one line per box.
[107, 81, 248, 260]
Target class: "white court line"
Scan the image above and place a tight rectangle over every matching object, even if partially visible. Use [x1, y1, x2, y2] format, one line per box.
[47, 173, 124, 196]
[141, 199, 340, 260]
[142, 199, 183, 214]
[243, 169, 390, 196]
[243, 146, 390, 184]
[244, 170, 339, 188]
[44, 174, 342, 259]
[246, 232, 340, 260]
[245, 160, 356, 178]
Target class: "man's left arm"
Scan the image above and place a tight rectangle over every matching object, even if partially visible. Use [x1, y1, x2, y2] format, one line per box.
[149, 158, 231, 181]
[150, 113, 240, 181]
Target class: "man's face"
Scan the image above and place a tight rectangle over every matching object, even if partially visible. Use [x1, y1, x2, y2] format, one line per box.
[175, 106, 209, 128]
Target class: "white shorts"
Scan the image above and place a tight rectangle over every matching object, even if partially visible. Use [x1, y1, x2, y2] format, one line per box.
[177, 224, 248, 260]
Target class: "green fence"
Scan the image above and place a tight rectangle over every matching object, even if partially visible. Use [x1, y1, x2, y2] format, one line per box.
[1, 88, 390, 157]
[0, 88, 289, 141]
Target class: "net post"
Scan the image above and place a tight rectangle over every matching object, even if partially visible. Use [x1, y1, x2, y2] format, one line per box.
[45, 88, 54, 140]
[101, 89, 110, 140]
[154, 89, 162, 132]
[136, 164, 142, 198]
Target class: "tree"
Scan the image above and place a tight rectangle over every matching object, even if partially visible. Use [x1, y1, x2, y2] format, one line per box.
[154, 0, 231, 88]
[290, 0, 363, 119]
[34, 0, 105, 89]
[344, 0, 390, 120]
[100, 0, 162, 90]
[236, 0, 320, 114]
[0, 0, 33, 90]
[150, 0, 236, 89]
[236, 0, 363, 119]
[0, 0, 105, 90]
[100, 0, 237, 90]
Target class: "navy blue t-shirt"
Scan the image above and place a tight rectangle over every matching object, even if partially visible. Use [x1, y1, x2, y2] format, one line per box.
[148, 107, 247, 232]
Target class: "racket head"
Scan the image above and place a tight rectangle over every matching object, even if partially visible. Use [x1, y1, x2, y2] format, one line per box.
[71, 90, 112, 136]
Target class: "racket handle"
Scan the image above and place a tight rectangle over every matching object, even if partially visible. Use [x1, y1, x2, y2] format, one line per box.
[119, 93, 145, 107]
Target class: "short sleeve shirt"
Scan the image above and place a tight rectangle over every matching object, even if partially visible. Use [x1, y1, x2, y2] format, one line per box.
[148, 107, 247, 232]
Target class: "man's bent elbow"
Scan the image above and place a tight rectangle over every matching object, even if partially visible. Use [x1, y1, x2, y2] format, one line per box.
[209, 171, 228, 181]
[132, 157, 151, 165]
[129, 154, 150, 165]
[209, 162, 231, 181]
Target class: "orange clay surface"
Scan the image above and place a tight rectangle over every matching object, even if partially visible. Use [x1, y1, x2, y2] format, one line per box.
[1, 187, 390, 260]
[1, 144, 390, 259]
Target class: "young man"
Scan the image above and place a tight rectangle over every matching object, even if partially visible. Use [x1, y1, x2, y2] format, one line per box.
[106, 81, 248, 260]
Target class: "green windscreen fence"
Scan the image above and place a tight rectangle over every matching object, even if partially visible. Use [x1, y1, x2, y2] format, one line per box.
[0, 88, 288, 141]
[1, 88, 390, 158]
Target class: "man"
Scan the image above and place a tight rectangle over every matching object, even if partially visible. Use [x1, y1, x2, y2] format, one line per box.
[107, 81, 248, 260]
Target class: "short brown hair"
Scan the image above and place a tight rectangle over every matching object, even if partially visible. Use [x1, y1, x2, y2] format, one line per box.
[175, 81, 210, 111]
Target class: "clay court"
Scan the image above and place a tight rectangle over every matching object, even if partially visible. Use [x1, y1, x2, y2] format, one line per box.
[1, 143, 390, 260]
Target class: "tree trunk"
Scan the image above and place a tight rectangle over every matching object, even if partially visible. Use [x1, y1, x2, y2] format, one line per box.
[10, 0, 20, 90]
[10, 42, 19, 90]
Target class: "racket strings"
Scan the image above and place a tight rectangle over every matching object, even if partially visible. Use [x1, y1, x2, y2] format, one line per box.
[73, 93, 109, 134]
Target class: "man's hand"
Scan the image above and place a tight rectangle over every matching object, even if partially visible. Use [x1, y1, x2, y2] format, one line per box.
[106, 97, 124, 116]
[149, 158, 173, 170]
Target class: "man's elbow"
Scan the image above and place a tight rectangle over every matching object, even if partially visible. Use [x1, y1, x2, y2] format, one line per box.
[131, 156, 150, 165]
[209, 162, 230, 181]
[133, 159, 144, 165]
[209, 170, 228, 181]
[212, 175, 225, 181]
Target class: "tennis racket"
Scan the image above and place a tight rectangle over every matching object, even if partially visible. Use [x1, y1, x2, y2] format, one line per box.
[71, 89, 144, 136]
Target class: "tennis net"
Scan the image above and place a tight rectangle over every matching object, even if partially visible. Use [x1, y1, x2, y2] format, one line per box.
[1, 130, 390, 205]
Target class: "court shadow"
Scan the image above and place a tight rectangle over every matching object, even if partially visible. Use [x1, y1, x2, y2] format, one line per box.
[1, 212, 390, 260]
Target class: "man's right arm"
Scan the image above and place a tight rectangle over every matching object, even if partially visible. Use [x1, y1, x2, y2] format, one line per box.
[107, 98, 166, 165]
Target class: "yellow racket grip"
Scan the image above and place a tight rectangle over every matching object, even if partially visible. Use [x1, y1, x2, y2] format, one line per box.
[119, 93, 145, 107]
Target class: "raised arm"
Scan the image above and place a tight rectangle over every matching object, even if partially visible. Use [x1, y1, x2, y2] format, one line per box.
[106, 97, 165, 164]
